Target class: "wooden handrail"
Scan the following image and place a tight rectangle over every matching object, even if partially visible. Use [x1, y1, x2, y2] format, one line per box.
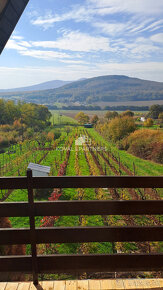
[0, 200, 163, 217]
[0, 226, 163, 244]
[0, 175, 163, 189]
[0, 173, 163, 285]
[1, 254, 163, 273]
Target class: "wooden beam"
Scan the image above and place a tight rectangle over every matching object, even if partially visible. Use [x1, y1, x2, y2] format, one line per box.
[0, 254, 162, 273]
[32, 176, 163, 189]
[0, 177, 27, 189]
[0, 200, 163, 217]
[0, 226, 163, 244]
[0, 176, 163, 189]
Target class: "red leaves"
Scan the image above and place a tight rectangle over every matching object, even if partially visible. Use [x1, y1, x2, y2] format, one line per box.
[40, 160, 68, 227]
[57, 161, 67, 176]
[40, 137, 73, 228]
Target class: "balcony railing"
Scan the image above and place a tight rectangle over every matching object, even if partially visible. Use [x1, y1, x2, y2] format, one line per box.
[0, 170, 163, 285]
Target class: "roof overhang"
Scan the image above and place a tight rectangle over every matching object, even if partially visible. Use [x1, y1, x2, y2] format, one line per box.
[0, 0, 29, 54]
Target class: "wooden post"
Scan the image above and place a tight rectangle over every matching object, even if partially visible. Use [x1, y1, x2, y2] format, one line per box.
[133, 162, 136, 176]
[27, 169, 38, 285]
[104, 163, 107, 175]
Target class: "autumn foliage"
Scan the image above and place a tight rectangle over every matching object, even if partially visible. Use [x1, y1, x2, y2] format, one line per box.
[75, 111, 89, 124]
[123, 129, 163, 163]
[96, 116, 136, 142]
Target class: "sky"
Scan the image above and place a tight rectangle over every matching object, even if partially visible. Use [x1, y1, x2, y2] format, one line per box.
[0, 0, 163, 89]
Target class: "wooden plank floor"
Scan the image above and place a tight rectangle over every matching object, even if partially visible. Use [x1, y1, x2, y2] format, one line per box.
[0, 279, 163, 290]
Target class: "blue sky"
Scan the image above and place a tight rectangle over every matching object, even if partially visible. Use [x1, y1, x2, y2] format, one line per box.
[0, 0, 163, 89]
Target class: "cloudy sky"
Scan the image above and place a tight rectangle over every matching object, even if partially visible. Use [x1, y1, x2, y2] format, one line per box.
[0, 0, 163, 89]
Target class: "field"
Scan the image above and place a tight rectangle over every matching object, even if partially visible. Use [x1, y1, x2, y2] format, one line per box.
[94, 100, 163, 108]
[50, 111, 78, 125]
[50, 110, 147, 121]
[0, 122, 162, 269]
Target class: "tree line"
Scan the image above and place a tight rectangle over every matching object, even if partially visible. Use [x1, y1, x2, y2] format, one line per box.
[0, 99, 51, 129]
[47, 105, 150, 111]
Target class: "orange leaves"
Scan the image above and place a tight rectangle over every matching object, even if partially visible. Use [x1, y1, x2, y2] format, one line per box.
[125, 129, 163, 163]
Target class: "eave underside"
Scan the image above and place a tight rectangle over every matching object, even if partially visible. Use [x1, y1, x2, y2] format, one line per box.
[0, 0, 29, 54]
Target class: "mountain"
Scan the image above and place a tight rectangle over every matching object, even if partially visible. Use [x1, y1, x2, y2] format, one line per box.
[1, 75, 163, 105]
[0, 80, 72, 92]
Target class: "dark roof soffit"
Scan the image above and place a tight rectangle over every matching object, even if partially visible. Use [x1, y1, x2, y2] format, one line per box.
[0, 0, 29, 54]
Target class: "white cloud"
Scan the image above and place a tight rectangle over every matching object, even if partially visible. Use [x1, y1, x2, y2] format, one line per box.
[136, 20, 163, 33]
[31, 0, 163, 31]
[5, 38, 77, 60]
[20, 50, 72, 60]
[5, 39, 28, 51]
[59, 59, 88, 64]
[31, 6, 93, 30]
[88, 0, 163, 15]
[32, 31, 114, 52]
[123, 37, 161, 58]
[151, 33, 163, 43]
[5, 31, 163, 63]
[12, 35, 24, 40]
[93, 18, 156, 36]
[93, 22, 127, 36]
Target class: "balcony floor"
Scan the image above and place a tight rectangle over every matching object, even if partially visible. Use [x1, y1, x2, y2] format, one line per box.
[0, 279, 163, 290]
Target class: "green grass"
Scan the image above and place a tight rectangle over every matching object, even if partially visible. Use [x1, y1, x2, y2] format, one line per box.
[87, 128, 163, 176]
[50, 111, 78, 125]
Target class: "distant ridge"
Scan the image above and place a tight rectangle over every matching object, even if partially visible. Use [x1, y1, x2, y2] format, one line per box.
[0, 75, 163, 105]
[0, 80, 72, 92]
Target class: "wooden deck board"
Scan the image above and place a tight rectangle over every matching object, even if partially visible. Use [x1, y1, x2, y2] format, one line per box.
[5, 282, 19, 290]
[65, 280, 77, 290]
[100, 279, 113, 290]
[0, 283, 7, 290]
[2, 279, 163, 290]
[42, 281, 54, 290]
[159, 279, 163, 288]
[77, 280, 89, 290]
[17, 282, 30, 290]
[144, 279, 161, 289]
[110, 279, 125, 289]
[123, 279, 136, 290]
[89, 279, 101, 290]
[54, 281, 66, 290]
[29, 282, 38, 290]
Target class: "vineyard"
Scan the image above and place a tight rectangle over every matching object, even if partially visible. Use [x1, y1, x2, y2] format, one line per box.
[0, 126, 163, 277]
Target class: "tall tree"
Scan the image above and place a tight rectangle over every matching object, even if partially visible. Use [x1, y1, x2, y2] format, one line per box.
[75, 112, 89, 125]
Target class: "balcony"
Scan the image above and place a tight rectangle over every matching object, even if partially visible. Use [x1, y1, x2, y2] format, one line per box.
[0, 171, 163, 289]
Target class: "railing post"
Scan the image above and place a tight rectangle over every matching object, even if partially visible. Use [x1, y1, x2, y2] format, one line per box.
[27, 169, 38, 285]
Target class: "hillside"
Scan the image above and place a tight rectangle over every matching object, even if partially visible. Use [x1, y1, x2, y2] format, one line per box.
[1, 75, 163, 105]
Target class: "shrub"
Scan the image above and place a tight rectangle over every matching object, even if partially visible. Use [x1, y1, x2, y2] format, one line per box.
[108, 116, 136, 142]
[0, 136, 9, 148]
[91, 114, 99, 125]
[124, 129, 163, 163]
[105, 111, 118, 120]
[120, 110, 134, 117]
[144, 118, 154, 127]
[75, 111, 89, 124]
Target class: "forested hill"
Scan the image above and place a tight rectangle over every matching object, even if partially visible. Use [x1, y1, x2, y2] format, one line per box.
[1, 75, 163, 105]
